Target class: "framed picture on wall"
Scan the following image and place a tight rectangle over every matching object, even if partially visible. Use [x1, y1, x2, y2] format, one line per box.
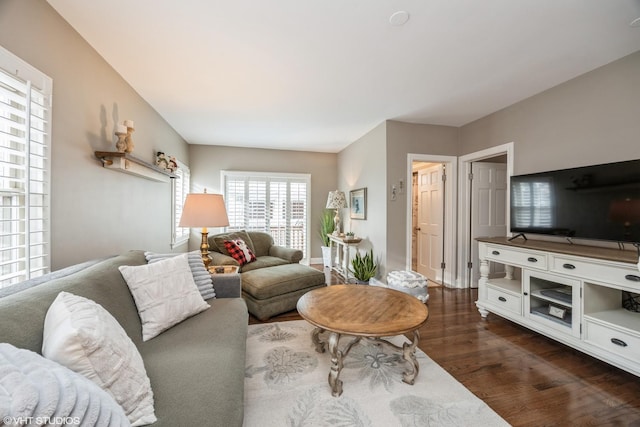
[350, 188, 367, 220]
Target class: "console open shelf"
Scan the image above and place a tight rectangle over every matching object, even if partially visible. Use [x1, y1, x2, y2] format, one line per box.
[487, 276, 521, 294]
[583, 282, 640, 333]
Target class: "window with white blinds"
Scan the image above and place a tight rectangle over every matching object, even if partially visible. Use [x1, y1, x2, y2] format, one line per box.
[171, 159, 190, 248]
[0, 47, 52, 289]
[222, 171, 310, 260]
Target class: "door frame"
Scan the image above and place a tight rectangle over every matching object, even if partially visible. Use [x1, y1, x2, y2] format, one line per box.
[406, 154, 457, 287]
[456, 142, 514, 288]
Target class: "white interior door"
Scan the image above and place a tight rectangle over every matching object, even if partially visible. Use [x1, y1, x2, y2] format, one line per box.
[470, 162, 507, 286]
[417, 164, 443, 283]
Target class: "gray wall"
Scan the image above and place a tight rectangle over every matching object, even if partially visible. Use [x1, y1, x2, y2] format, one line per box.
[337, 122, 387, 276]
[337, 121, 459, 278]
[188, 144, 338, 259]
[385, 121, 459, 273]
[0, 0, 189, 269]
[460, 51, 640, 174]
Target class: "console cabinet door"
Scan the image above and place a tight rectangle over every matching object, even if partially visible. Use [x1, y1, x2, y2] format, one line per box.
[524, 270, 581, 338]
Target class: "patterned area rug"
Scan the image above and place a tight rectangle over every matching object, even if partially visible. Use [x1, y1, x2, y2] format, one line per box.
[243, 320, 510, 426]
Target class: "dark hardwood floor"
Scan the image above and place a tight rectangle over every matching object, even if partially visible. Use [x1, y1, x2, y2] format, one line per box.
[249, 267, 640, 426]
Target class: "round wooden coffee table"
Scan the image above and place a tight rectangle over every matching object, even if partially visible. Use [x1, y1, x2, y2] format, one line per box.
[296, 284, 429, 397]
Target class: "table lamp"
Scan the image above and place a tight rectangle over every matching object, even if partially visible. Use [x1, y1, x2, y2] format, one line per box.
[179, 190, 229, 268]
[326, 190, 348, 235]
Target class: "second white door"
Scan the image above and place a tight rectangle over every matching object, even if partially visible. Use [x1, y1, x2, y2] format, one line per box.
[417, 164, 443, 283]
[470, 162, 508, 286]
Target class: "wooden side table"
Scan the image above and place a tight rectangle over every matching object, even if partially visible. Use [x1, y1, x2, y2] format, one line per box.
[328, 235, 361, 283]
[209, 265, 241, 298]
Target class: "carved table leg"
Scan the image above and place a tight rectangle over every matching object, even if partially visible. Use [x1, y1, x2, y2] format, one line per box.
[311, 327, 326, 353]
[402, 329, 420, 385]
[326, 332, 361, 397]
[327, 332, 343, 397]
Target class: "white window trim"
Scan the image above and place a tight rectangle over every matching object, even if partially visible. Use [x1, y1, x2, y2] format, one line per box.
[0, 48, 52, 94]
[221, 170, 311, 263]
[171, 159, 190, 249]
[0, 46, 52, 288]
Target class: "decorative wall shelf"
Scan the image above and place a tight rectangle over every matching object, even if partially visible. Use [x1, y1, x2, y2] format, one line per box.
[94, 151, 177, 183]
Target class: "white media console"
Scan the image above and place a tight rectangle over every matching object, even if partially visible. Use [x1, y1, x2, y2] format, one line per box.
[476, 237, 640, 377]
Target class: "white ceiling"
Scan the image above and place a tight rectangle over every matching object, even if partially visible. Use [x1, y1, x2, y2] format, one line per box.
[47, 0, 640, 153]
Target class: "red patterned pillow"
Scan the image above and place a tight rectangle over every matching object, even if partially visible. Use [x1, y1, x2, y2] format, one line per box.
[223, 239, 257, 266]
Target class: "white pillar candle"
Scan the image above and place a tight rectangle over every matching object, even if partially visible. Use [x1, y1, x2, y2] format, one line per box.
[124, 119, 134, 128]
[115, 124, 127, 133]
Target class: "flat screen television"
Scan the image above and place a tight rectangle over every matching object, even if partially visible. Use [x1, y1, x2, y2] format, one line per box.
[510, 159, 640, 245]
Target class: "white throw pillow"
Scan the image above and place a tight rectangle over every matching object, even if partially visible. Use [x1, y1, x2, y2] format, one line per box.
[118, 253, 210, 341]
[42, 292, 156, 426]
[0, 343, 130, 427]
[144, 250, 216, 300]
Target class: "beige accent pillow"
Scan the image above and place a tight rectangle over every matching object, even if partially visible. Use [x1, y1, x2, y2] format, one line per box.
[42, 292, 156, 426]
[118, 253, 210, 341]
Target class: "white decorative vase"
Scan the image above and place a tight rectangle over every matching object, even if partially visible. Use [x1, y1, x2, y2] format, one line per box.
[321, 246, 333, 268]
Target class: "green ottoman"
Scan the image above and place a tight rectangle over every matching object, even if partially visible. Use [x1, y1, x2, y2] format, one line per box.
[241, 263, 326, 320]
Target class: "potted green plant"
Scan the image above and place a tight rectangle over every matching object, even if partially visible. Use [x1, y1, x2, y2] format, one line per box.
[319, 210, 335, 268]
[351, 249, 378, 284]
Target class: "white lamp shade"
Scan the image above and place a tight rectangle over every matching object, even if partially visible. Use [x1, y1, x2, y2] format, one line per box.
[326, 190, 348, 209]
[179, 193, 230, 227]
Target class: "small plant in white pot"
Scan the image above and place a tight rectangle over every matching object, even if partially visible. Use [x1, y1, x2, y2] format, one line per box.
[319, 210, 335, 268]
[351, 249, 378, 284]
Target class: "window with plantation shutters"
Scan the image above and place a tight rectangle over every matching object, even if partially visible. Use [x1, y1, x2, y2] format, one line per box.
[222, 171, 310, 261]
[0, 47, 52, 289]
[171, 159, 190, 248]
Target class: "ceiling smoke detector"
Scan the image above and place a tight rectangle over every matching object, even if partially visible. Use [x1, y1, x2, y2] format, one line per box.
[389, 11, 410, 26]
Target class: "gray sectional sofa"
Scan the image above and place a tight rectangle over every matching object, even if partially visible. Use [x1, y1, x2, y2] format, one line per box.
[0, 250, 248, 426]
[208, 230, 326, 320]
